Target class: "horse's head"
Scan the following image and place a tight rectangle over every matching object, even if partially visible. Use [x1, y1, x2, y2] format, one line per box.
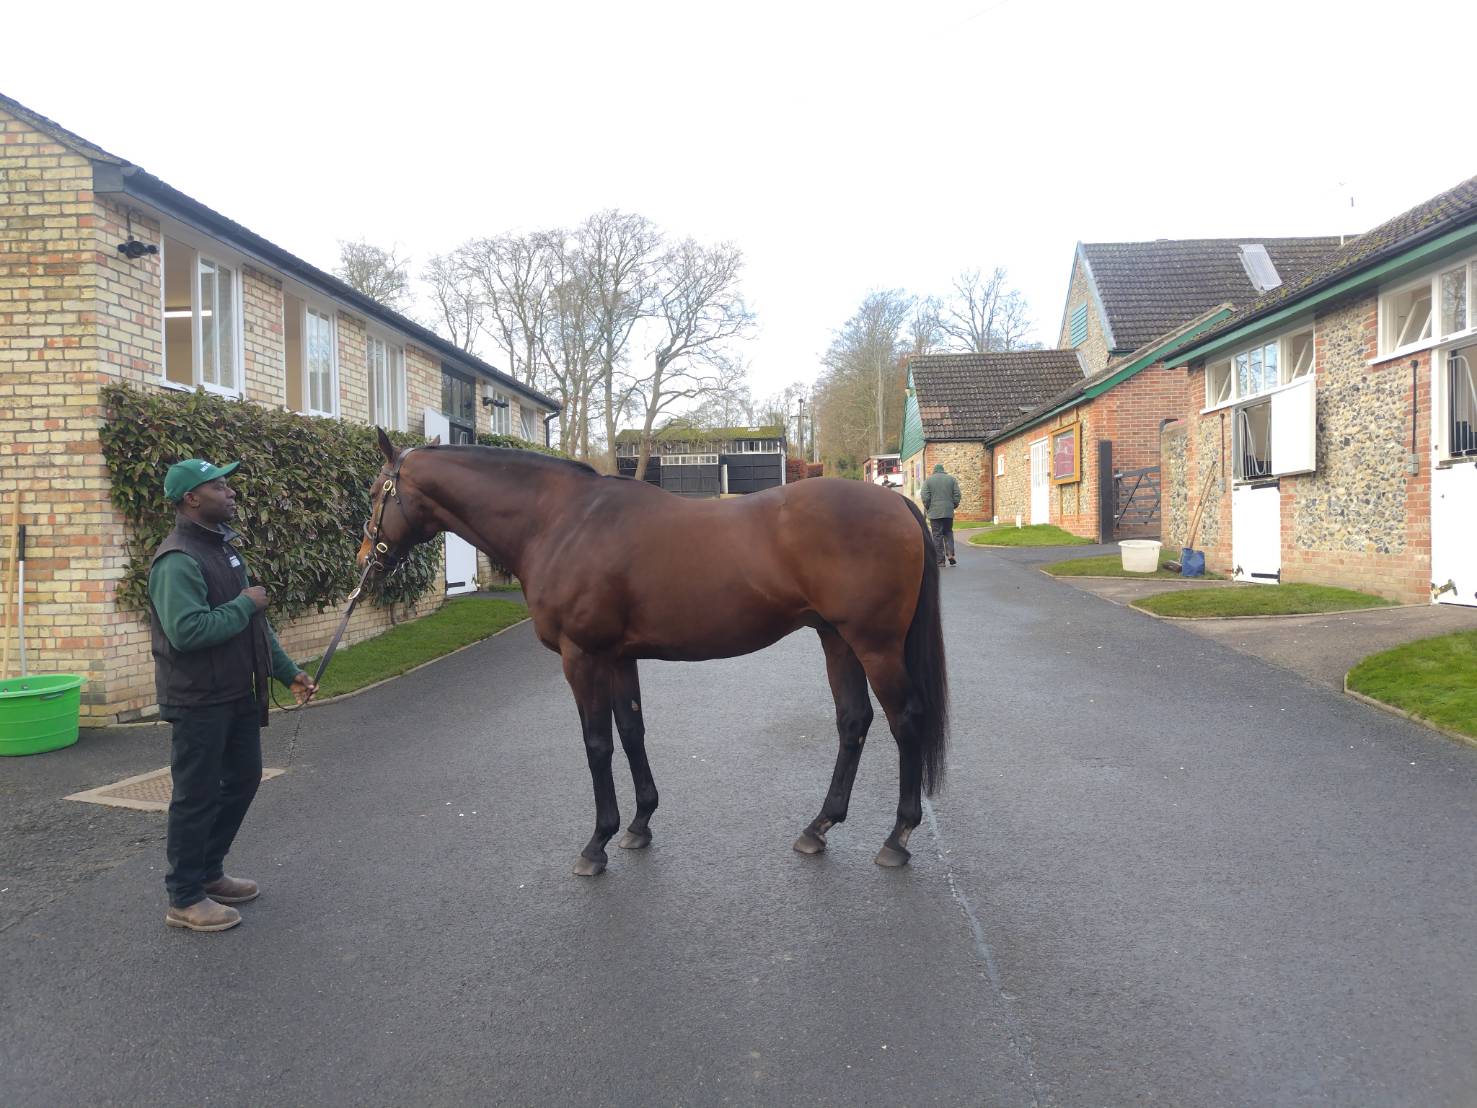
[356, 427, 439, 574]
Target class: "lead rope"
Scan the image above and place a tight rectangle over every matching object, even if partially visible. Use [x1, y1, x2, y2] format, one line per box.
[274, 472, 402, 769]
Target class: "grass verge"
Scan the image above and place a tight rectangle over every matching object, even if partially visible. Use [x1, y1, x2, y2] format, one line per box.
[1132, 583, 1394, 618]
[968, 524, 1094, 547]
[1043, 549, 1223, 580]
[1346, 631, 1477, 741]
[272, 596, 528, 702]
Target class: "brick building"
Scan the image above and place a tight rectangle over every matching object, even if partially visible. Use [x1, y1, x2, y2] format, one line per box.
[986, 236, 1342, 540]
[0, 92, 559, 723]
[899, 350, 1086, 517]
[1162, 175, 1477, 607]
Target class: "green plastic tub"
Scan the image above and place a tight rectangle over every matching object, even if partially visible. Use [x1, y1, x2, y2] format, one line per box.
[0, 675, 87, 756]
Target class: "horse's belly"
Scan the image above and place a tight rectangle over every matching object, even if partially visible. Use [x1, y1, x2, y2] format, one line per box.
[622, 581, 803, 662]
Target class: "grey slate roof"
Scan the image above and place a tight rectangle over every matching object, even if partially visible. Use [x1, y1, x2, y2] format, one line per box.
[1082, 236, 1344, 354]
[986, 306, 1230, 445]
[1174, 173, 1477, 359]
[910, 350, 1086, 440]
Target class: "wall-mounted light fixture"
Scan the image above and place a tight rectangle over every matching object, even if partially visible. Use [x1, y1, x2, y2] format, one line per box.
[115, 210, 158, 260]
[481, 396, 509, 409]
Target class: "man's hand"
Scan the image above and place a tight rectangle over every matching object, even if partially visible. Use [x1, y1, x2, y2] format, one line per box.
[242, 585, 268, 612]
[289, 672, 318, 706]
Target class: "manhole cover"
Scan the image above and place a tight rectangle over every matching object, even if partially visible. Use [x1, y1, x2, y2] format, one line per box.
[65, 767, 285, 811]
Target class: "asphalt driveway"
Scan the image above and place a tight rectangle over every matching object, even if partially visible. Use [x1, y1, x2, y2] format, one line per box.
[2, 541, 1474, 1106]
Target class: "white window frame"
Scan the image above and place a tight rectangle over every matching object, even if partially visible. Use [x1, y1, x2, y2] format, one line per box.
[995, 452, 1005, 477]
[302, 305, 339, 418]
[366, 332, 406, 431]
[159, 238, 244, 398]
[1378, 251, 1477, 359]
[1203, 322, 1315, 413]
[1437, 337, 1477, 461]
[520, 403, 538, 441]
[488, 389, 513, 435]
[665, 454, 718, 466]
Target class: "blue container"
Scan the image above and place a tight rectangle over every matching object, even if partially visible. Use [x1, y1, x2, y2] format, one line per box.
[1180, 547, 1206, 578]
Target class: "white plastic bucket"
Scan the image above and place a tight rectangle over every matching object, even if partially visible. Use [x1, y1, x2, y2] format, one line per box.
[1119, 539, 1162, 573]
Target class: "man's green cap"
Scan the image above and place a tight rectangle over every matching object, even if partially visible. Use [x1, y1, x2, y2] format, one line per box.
[933, 463, 945, 472]
[164, 459, 239, 501]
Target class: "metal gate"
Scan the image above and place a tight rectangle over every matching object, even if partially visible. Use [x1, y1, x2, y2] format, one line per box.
[1113, 465, 1161, 534]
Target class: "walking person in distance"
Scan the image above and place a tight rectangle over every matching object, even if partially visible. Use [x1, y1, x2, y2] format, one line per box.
[920, 462, 961, 566]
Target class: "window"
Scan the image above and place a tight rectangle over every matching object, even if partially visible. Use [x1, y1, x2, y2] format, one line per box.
[1069, 303, 1089, 347]
[1204, 326, 1314, 408]
[1235, 402, 1272, 480]
[162, 236, 242, 394]
[367, 336, 405, 431]
[520, 404, 537, 441]
[995, 452, 1005, 477]
[1379, 254, 1477, 356]
[1447, 340, 1477, 459]
[305, 308, 336, 416]
[488, 389, 512, 435]
[1232, 376, 1317, 481]
[665, 454, 718, 466]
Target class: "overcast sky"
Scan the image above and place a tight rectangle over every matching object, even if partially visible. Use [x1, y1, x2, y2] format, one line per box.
[8, 0, 1476, 406]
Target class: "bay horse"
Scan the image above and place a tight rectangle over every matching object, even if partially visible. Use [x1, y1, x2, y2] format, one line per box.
[357, 429, 948, 876]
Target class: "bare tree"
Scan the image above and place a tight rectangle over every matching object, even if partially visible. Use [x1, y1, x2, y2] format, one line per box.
[578, 210, 662, 472]
[687, 380, 755, 431]
[938, 266, 1034, 352]
[462, 231, 562, 392]
[812, 289, 915, 473]
[538, 236, 604, 457]
[335, 239, 412, 311]
[422, 249, 485, 353]
[630, 239, 757, 481]
[909, 295, 944, 356]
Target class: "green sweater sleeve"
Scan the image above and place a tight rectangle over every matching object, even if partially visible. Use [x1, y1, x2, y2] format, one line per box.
[148, 553, 257, 652]
[266, 624, 303, 685]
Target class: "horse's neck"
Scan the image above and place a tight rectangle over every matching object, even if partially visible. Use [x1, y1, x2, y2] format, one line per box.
[416, 452, 565, 578]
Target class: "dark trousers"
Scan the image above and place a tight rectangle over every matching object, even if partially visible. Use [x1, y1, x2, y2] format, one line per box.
[930, 516, 955, 562]
[163, 696, 263, 908]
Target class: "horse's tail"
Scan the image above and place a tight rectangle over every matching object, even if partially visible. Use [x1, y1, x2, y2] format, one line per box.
[902, 498, 949, 796]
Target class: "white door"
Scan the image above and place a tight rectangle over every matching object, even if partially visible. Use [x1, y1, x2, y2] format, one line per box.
[1030, 439, 1050, 525]
[1431, 464, 1476, 605]
[423, 407, 478, 595]
[1231, 483, 1281, 583]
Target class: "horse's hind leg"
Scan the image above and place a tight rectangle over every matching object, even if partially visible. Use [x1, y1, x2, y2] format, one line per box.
[612, 660, 658, 850]
[793, 625, 874, 856]
[561, 645, 619, 876]
[860, 652, 924, 868]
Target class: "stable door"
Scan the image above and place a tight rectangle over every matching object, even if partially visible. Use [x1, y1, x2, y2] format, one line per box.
[1030, 439, 1050, 525]
[423, 407, 479, 595]
[1231, 482, 1281, 583]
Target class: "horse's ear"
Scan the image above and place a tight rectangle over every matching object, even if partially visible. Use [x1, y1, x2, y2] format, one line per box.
[427, 434, 442, 447]
[376, 427, 398, 463]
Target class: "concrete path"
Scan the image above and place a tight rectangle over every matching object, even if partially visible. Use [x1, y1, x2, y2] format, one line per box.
[3, 543, 1475, 1106]
[1029, 551, 1477, 692]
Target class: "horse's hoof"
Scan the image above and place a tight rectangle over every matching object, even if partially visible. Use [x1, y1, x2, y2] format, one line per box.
[792, 829, 827, 855]
[874, 842, 911, 868]
[617, 829, 651, 850]
[572, 854, 607, 877]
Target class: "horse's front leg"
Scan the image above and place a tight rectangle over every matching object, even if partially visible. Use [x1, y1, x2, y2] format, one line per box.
[612, 659, 658, 850]
[561, 645, 619, 877]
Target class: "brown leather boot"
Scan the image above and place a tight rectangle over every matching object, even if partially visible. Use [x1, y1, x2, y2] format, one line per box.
[203, 875, 259, 905]
[165, 898, 242, 932]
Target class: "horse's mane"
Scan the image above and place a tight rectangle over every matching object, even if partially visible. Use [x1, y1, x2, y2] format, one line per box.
[430, 443, 600, 478]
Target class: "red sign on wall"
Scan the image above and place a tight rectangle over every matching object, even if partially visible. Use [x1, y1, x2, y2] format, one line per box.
[1050, 422, 1080, 485]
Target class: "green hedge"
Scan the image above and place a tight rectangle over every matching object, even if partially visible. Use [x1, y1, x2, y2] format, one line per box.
[475, 431, 571, 459]
[100, 385, 442, 618]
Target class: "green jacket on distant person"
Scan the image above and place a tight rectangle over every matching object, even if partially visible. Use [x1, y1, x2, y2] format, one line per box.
[920, 464, 961, 520]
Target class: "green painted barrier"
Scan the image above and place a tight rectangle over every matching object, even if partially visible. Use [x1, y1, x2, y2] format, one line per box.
[0, 675, 87, 756]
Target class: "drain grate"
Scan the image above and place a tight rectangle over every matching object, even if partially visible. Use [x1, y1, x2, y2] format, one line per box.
[66, 767, 285, 812]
